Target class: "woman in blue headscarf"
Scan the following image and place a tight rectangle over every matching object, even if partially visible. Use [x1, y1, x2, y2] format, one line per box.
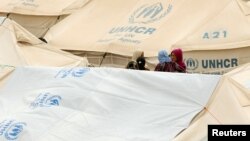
[154, 50, 177, 72]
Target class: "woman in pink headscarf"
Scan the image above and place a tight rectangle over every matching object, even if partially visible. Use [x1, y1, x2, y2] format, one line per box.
[170, 48, 187, 73]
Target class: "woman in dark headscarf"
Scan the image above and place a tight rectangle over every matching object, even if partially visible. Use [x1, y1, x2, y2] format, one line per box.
[126, 50, 144, 70]
[170, 48, 187, 73]
[136, 56, 149, 71]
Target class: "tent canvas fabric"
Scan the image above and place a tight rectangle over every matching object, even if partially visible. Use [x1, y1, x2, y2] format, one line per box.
[173, 0, 250, 74]
[173, 62, 250, 141]
[0, 65, 14, 89]
[44, 0, 250, 74]
[0, 66, 221, 141]
[182, 47, 250, 74]
[2, 13, 64, 38]
[0, 0, 90, 37]
[0, 0, 90, 15]
[0, 16, 89, 68]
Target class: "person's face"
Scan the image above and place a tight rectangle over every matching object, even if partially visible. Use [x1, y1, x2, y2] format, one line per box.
[170, 53, 177, 62]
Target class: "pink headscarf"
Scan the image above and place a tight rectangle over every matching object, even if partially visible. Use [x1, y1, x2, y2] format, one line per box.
[171, 48, 186, 71]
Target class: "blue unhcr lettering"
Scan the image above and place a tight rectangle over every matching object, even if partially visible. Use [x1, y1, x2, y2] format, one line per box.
[55, 67, 90, 78]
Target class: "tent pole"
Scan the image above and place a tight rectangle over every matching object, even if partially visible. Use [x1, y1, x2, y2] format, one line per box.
[99, 52, 107, 67]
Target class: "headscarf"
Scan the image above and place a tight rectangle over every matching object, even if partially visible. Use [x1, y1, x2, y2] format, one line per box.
[126, 61, 138, 69]
[158, 50, 171, 64]
[136, 56, 146, 70]
[171, 48, 186, 70]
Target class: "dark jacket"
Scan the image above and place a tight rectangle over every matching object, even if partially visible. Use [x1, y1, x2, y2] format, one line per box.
[154, 62, 178, 72]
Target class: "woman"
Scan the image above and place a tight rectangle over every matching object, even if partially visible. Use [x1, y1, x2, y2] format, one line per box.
[136, 56, 150, 71]
[170, 48, 187, 73]
[154, 50, 177, 72]
[126, 50, 144, 70]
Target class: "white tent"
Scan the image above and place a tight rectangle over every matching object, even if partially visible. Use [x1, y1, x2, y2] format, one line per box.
[44, 0, 250, 73]
[0, 16, 88, 67]
[173, 0, 250, 74]
[0, 0, 90, 37]
[0, 66, 221, 141]
[174, 62, 250, 141]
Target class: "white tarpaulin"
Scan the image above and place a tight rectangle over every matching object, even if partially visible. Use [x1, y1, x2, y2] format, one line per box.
[0, 67, 220, 141]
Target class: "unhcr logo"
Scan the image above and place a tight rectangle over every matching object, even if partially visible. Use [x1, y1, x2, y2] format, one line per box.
[30, 92, 62, 109]
[185, 58, 199, 70]
[55, 67, 90, 78]
[129, 2, 172, 24]
[0, 120, 26, 140]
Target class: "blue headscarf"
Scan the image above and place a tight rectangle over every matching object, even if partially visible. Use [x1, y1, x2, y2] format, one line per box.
[158, 50, 171, 64]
